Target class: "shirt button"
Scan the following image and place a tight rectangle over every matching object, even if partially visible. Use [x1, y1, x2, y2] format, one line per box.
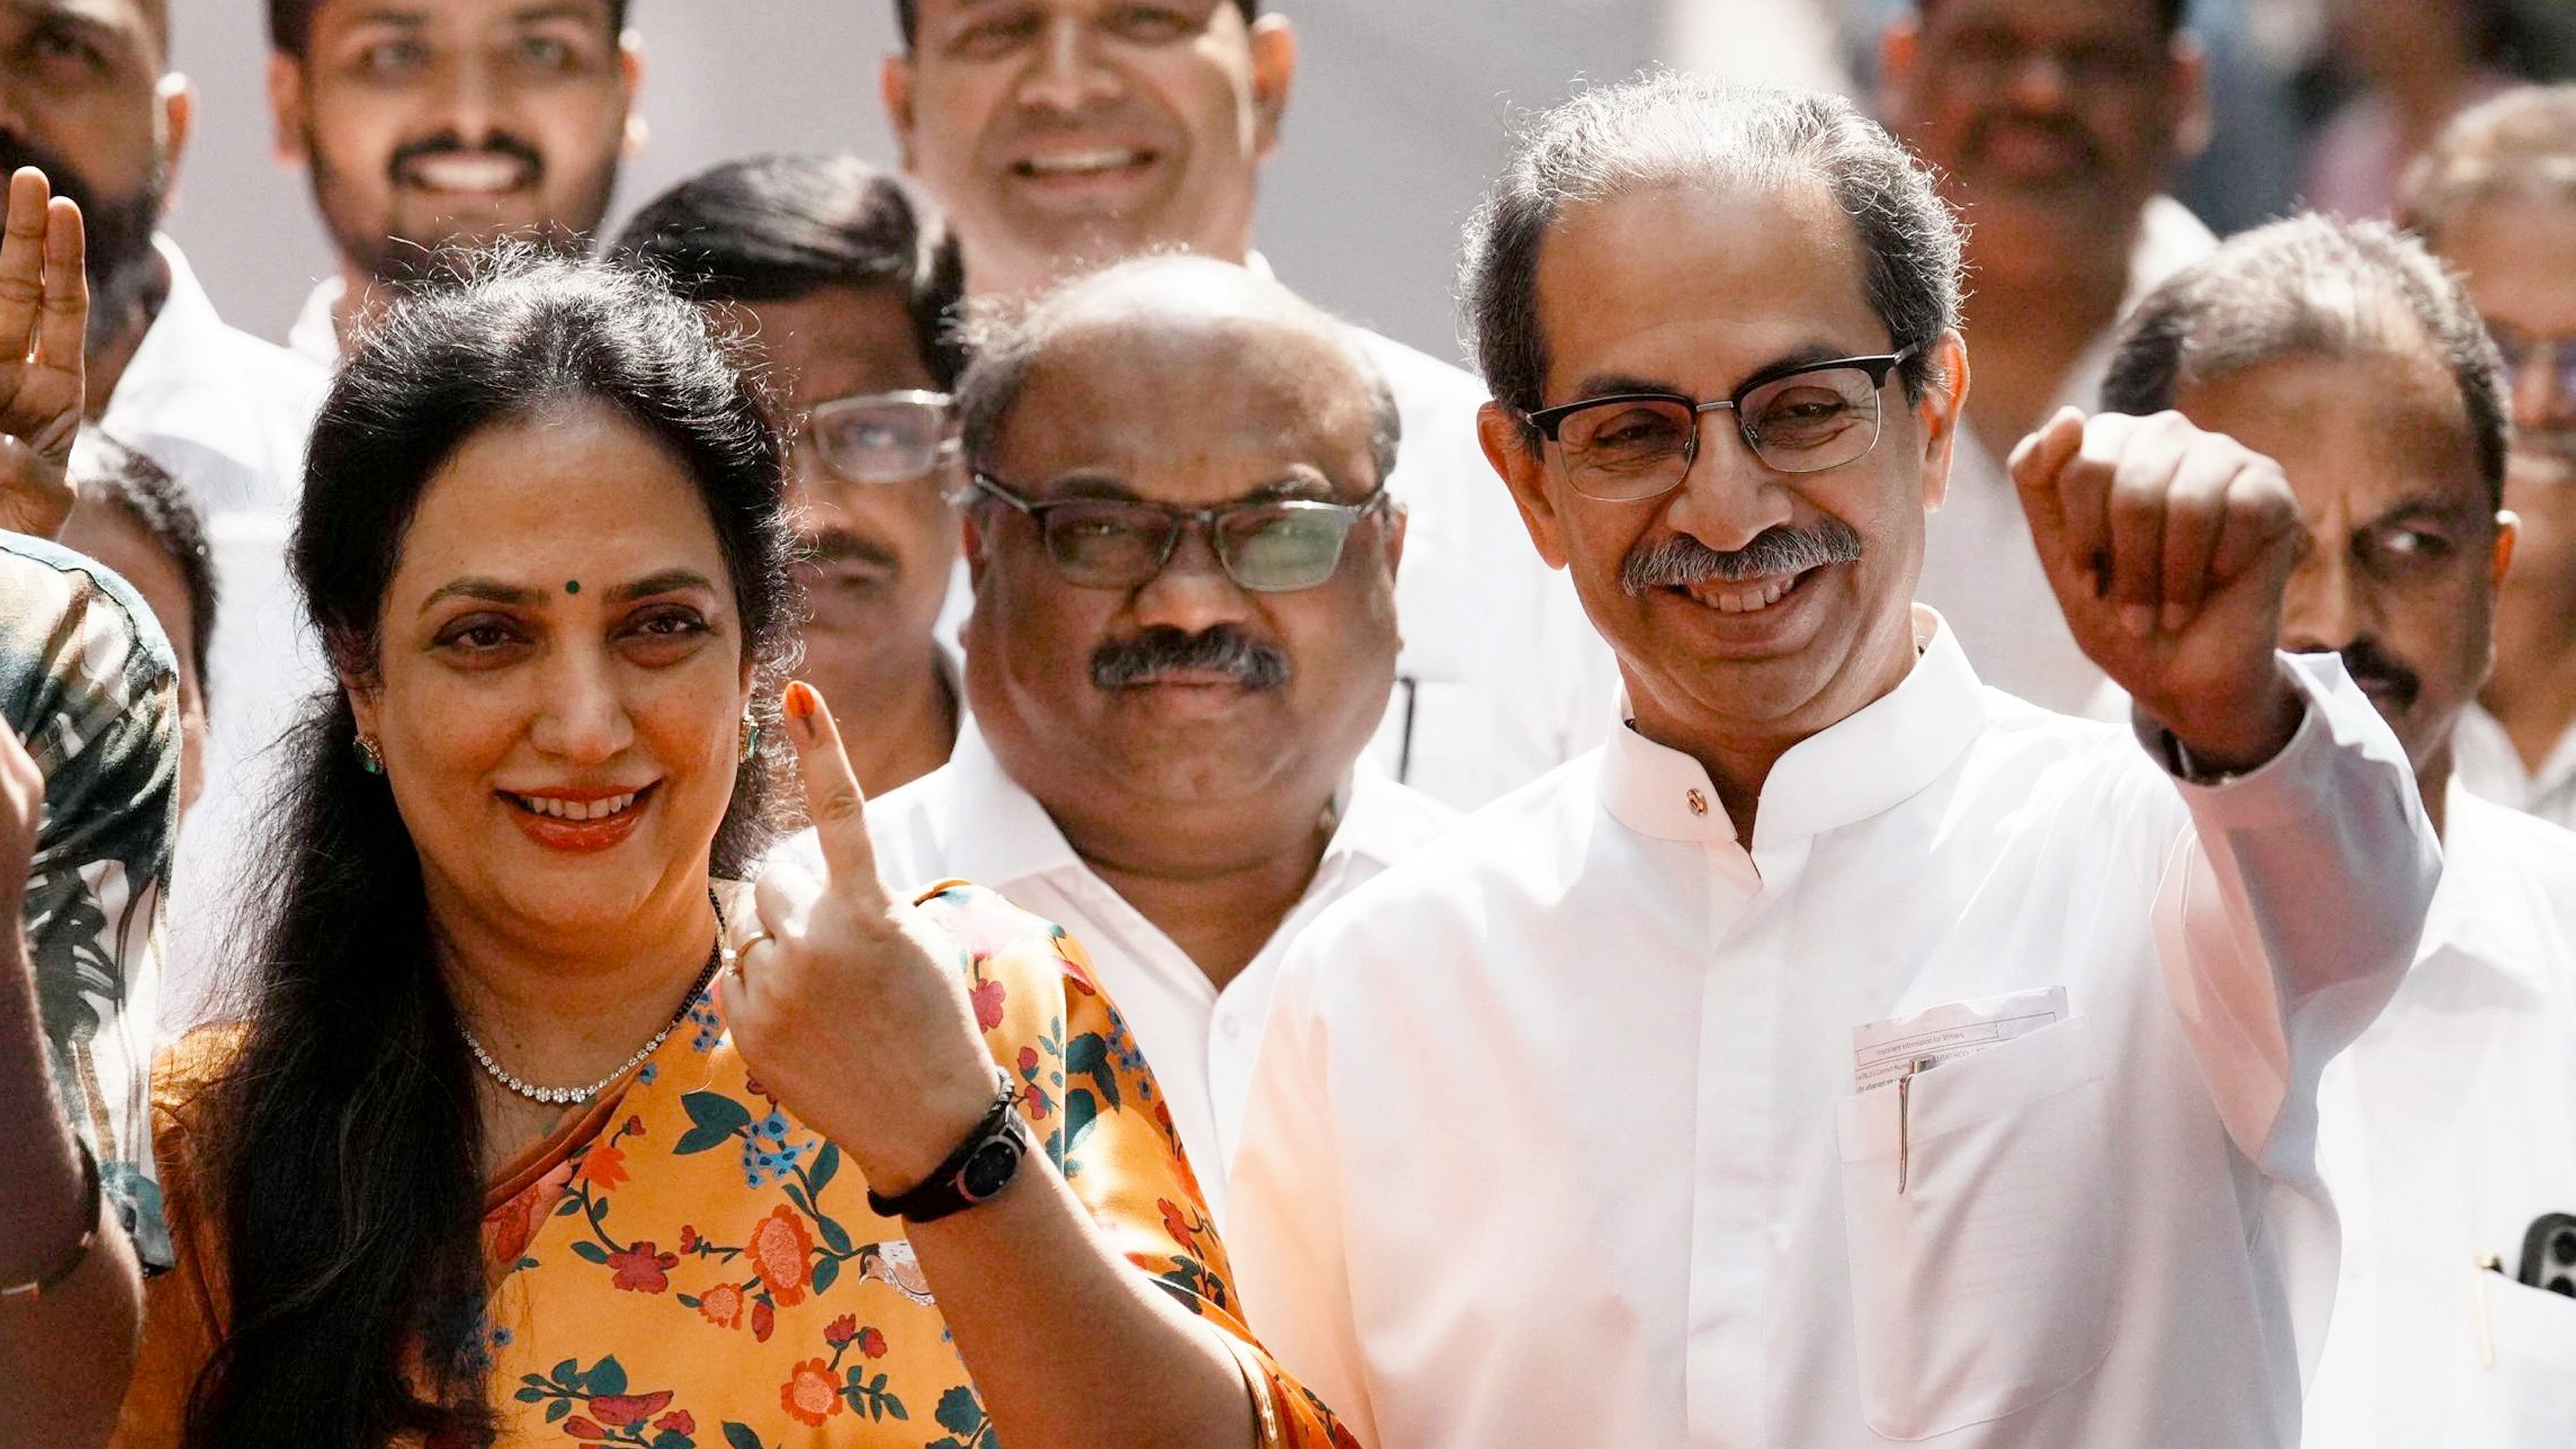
[1686, 788, 1709, 817]
[1219, 1015, 1244, 1042]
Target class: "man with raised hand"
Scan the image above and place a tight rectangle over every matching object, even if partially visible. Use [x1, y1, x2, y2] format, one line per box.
[0, 164, 183, 1444]
[2102, 213, 2576, 1448]
[2403, 86, 2576, 831]
[881, 0, 1615, 809]
[1226, 74, 2437, 1449]
[268, 0, 644, 363]
[1880, 0, 2217, 711]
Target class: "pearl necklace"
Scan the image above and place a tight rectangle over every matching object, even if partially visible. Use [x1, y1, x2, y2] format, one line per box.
[462, 891, 730, 1108]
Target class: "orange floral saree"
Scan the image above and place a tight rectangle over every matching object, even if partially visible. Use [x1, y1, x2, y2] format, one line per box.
[115, 883, 1358, 1449]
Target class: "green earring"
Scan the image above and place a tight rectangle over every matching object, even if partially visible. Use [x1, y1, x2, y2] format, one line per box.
[355, 734, 386, 776]
[740, 713, 761, 763]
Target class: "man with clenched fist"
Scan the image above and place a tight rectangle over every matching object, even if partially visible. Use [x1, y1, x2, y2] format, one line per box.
[1223, 72, 2439, 1449]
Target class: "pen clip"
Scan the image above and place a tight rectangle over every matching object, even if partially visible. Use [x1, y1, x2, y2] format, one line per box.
[1897, 1056, 1936, 1195]
[2475, 1255, 2503, 1370]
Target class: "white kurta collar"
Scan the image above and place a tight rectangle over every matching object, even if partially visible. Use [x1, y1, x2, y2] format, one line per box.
[918, 715, 1416, 891]
[1600, 604, 1989, 849]
[2420, 784, 2554, 994]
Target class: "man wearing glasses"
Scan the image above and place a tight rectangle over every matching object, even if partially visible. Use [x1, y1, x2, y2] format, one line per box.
[776, 253, 1455, 1215]
[1226, 75, 2437, 1449]
[2405, 86, 2576, 832]
[614, 156, 969, 798]
[880, 0, 1617, 811]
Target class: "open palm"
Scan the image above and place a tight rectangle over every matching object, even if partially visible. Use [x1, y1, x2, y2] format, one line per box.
[0, 167, 87, 541]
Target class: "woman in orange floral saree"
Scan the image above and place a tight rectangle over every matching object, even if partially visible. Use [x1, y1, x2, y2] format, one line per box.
[107, 260, 1356, 1449]
[121, 880, 1350, 1449]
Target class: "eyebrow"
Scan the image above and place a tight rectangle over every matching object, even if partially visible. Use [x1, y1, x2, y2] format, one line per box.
[2359, 492, 2483, 531]
[1568, 344, 1868, 406]
[1038, 467, 1348, 506]
[418, 569, 717, 614]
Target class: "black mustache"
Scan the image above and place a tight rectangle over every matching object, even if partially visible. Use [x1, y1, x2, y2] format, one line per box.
[388, 131, 546, 188]
[801, 529, 901, 572]
[1619, 520, 1863, 597]
[1960, 109, 2109, 177]
[2317, 638, 2422, 709]
[1090, 625, 1290, 692]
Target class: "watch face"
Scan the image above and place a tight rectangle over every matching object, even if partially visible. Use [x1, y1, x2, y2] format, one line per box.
[960, 1137, 1023, 1201]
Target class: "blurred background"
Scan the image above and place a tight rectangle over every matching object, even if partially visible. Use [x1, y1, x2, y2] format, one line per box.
[162, 0, 2576, 365]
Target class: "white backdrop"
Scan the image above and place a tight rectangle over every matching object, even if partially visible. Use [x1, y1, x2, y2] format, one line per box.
[160, 0, 1668, 365]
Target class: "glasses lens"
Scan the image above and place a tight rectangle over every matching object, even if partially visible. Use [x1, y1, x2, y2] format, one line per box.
[1555, 399, 1698, 500]
[812, 400, 949, 484]
[1038, 500, 1177, 587]
[1741, 367, 1884, 473]
[1220, 504, 1362, 592]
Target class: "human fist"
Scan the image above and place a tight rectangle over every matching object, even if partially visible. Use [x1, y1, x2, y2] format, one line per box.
[2010, 407, 2307, 772]
[721, 682, 1000, 1197]
[0, 168, 86, 541]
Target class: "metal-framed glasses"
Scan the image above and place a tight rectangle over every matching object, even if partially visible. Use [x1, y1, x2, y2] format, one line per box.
[804, 389, 960, 485]
[969, 474, 1392, 593]
[1525, 345, 1918, 502]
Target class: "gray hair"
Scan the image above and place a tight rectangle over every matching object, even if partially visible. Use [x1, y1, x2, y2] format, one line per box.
[2102, 214, 2509, 506]
[1461, 70, 1963, 442]
[2400, 83, 2576, 244]
[957, 255, 1402, 489]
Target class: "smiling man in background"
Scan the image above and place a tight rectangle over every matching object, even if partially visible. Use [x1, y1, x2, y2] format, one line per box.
[267, 0, 644, 363]
[881, 0, 1616, 810]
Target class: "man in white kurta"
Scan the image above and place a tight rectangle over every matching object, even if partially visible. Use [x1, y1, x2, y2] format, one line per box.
[885, 0, 1617, 809]
[1225, 75, 2438, 1449]
[770, 257, 1459, 1216]
[2087, 211, 2576, 1448]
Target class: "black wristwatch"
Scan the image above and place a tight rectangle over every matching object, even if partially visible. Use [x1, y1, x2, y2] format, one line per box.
[868, 1074, 1034, 1224]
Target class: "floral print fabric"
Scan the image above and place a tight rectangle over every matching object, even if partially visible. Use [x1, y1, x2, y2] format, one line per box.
[0, 532, 180, 1272]
[118, 882, 1358, 1449]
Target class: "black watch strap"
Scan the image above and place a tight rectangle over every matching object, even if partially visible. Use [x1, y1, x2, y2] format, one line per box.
[868, 1074, 1033, 1224]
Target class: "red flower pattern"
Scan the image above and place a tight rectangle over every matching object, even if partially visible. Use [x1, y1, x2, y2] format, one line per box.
[606, 1241, 678, 1294]
[970, 977, 1008, 1031]
[585, 1391, 673, 1428]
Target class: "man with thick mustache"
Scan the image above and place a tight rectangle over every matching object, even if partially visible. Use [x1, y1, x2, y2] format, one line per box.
[774, 254, 1455, 1216]
[1226, 75, 2437, 1449]
[267, 0, 644, 363]
[882, 0, 1617, 811]
[1880, 0, 2217, 711]
[2101, 213, 2576, 1448]
[2405, 87, 2576, 832]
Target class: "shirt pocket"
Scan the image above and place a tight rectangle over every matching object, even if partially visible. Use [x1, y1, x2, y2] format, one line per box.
[2462, 1274, 2576, 1446]
[1833, 1014, 2116, 1440]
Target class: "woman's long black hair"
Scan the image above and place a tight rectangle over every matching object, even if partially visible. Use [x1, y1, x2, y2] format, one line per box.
[182, 254, 799, 1449]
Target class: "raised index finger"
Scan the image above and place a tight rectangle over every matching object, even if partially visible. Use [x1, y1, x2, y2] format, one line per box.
[781, 680, 891, 907]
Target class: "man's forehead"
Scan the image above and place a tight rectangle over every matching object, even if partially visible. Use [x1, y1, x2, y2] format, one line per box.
[1535, 181, 1885, 391]
[311, 0, 615, 34]
[6, 0, 159, 45]
[2190, 351, 2486, 510]
[1922, 0, 2164, 46]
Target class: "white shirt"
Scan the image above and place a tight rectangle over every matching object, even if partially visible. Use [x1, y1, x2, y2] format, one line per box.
[1241, 248, 1618, 807]
[92, 238, 333, 1031]
[2305, 786, 2576, 1448]
[1917, 197, 2218, 714]
[2451, 700, 2576, 832]
[774, 720, 1459, 1220]
[1227, 609, 2439, 1449]
[288, 274, 345, 369]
